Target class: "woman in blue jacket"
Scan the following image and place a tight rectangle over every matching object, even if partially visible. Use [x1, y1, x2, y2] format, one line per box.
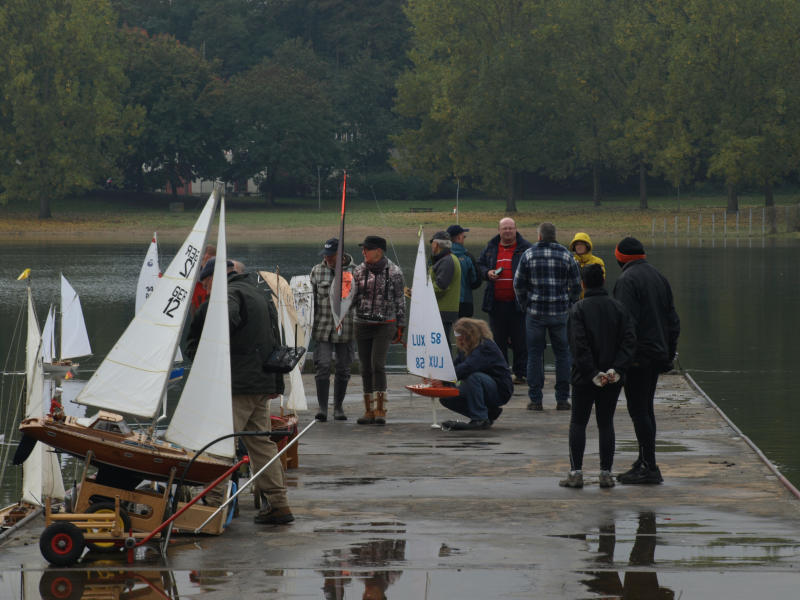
[437, 318, 514, 430]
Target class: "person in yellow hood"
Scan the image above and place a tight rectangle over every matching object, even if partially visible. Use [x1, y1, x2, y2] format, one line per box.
[570, 233, 605, 298]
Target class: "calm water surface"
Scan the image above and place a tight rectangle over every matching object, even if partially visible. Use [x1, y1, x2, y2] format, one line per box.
[1, 237, 797, 504]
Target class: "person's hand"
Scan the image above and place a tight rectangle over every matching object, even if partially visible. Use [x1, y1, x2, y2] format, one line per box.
[392, 325, 404, 344]
[592, 373, 607, 387]
[605, 369, 619, 384]
[488, 269, 500, 281]
[404, 286, 412, 298]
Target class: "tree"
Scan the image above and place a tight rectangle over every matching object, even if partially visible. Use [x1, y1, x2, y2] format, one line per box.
[117, 28, 226, 193]
[219, 47, 339, 205]
[396, 0, 553, 212]
[0, 0, 133, 217]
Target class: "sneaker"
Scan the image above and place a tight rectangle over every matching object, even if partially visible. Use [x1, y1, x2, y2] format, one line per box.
[487, 406, 503, 424]
[556, 401, 571, 410]
[527, 402, 543, 411]
[315, 413, 327, 422]
[559, 470, 583, 488]
[333, 413, 347, 421]
[254, 506, 295, 524]
[512, 376, 526, 385]
[616, 459, 643, 481]
[618, 464, 663, 485]
[599, 470, 615, 488]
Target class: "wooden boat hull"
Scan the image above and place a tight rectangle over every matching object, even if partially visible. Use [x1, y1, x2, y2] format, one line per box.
[19, 415, 232, 485]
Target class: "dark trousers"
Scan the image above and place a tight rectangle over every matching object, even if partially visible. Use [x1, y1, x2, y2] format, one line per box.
[568, 382, 622, 471]
[488, 302, 527, 378]
[355, 322, 395, 393]
[623, 364, 661, 468]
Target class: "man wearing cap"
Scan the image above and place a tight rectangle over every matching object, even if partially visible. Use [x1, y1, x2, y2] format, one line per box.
[352, 235, 406, 425]
[429, 230, 461, 345]
[310, 238, 355, 422]
[612, 237, 680, 485]
[476, 217, 533, 384]
[186, 257, 294, 524]
[447, 224, 482, 318]
[513, 222, 582, 411]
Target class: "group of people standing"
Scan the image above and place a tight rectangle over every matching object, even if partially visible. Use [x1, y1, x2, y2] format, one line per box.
[308, 220, 679, 490]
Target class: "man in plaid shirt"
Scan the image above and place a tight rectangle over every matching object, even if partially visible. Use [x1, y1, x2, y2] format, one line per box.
[513, 222, 582, 411]
[311, 238, 355, 422]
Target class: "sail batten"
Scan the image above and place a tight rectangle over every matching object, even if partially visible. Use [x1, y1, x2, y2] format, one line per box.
[76, 191, 218, 417]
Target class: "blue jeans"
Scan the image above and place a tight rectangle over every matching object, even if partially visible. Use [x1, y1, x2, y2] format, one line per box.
[525, 313, 571, 404]
[440, 372, 501, 421]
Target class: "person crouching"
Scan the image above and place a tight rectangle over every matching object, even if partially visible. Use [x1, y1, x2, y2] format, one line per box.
[439, 318, 513, 430]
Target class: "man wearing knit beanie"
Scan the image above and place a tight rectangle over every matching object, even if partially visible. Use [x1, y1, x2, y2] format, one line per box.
[612, 237, 680, 484]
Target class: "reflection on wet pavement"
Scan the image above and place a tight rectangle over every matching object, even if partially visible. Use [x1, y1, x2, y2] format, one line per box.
[580, 512, 675, 599]
[319, 538, 406, 600]
[38, 568, 179, 600]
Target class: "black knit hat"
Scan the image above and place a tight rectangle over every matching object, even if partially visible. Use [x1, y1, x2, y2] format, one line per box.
[616, 237, 645, 256]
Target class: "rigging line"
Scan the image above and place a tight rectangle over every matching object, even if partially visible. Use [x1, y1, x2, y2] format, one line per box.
[0, 298, 27, 479]
[369, 184, 404, 270]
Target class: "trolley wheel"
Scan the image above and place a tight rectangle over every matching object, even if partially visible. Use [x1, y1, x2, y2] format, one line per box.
[84, 502, 132, 552]
[39, 522, 85, 566]
[39, 570, 85, 600]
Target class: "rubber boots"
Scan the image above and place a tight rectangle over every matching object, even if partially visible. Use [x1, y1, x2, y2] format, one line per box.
[357, 392, 375, 425]
[333, 378, 348, 421]
[374, 391, 387, 425]
[315, 378, 330, 422]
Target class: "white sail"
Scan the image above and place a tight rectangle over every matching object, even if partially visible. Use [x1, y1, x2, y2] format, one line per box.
[406, 232, 457, 381]
[278, 301, 308, 411]
[76, 191, 218, 417]
[41, 305, 56, 364]
[60, 274, 92, 360]
[22, 288, 66, 504]
[167, 198, 235, 458]
[136, 232, 161, 314]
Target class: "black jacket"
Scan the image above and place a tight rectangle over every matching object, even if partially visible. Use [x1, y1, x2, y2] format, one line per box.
[568, 287, 637, 386]
[612, 259, 680, 367]
[186, 272, 285, 395]
[476, 232, 533, 313]
[454, 339, 514, 405]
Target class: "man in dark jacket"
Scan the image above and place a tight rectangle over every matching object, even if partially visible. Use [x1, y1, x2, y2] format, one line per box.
[560, 264, 636, 489]
[476, 218, 532, 384]
[613, 237, 680, 485]
[447, 224, 482, 318]
[187, 258, 293, 524]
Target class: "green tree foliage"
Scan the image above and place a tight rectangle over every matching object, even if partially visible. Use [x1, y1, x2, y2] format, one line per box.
[0, 0, 134, 217]
[218, 45, 339, 205]
[117, 28, 225, 193]
[396, 0, 551, 212]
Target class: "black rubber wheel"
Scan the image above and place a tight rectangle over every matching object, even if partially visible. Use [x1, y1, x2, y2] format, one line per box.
[84, 502, 131, 552]
[39, 522, 85, 566]
[39, 570, 85, 600]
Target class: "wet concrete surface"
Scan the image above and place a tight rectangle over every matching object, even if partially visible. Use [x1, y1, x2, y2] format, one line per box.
[3, 373, 800, 598]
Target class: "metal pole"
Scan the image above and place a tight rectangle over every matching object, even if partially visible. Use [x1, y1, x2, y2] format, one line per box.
[317, 166, 321, 211]
[194, 421, 317, 532]
[456, 177, 460, 224]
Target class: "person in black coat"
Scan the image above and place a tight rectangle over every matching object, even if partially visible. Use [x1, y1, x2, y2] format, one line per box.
[433, 318, 513, 430]
[613, 237, 680, 485]
[560, 264, 636, 489]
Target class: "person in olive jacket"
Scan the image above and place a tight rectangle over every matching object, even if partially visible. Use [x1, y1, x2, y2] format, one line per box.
[186, 258, 293, 525]
[560, 264, 636, 489]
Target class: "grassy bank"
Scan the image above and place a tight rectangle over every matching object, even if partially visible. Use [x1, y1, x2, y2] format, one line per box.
[2, 191, 799, 244]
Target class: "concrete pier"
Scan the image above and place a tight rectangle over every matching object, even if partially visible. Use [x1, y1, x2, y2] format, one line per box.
[3, 373, 800, 599]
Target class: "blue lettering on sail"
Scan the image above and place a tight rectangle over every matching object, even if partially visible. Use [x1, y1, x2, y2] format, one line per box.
[429, 355, 445, 369]
[430, 331, 442, 345]
[412, 334, 426, 346]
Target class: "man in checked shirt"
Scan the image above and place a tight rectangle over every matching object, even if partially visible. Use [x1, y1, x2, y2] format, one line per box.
[513, 222, 582, 412]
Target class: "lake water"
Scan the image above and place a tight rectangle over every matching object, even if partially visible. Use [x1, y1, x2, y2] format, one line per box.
[1, 236, 797, 504]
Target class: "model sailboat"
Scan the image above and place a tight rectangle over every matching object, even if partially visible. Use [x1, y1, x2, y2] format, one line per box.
[41, 275, 92, 375]
[405, 230, 458, 426]
[1, 278, 65, 530]
[20, 187, 237, 484]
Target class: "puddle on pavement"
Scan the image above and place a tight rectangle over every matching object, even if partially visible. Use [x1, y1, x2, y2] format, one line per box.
[305, 477, 386, 488]
[314, 520, 407, 535]
[617, 439, 689, 453]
